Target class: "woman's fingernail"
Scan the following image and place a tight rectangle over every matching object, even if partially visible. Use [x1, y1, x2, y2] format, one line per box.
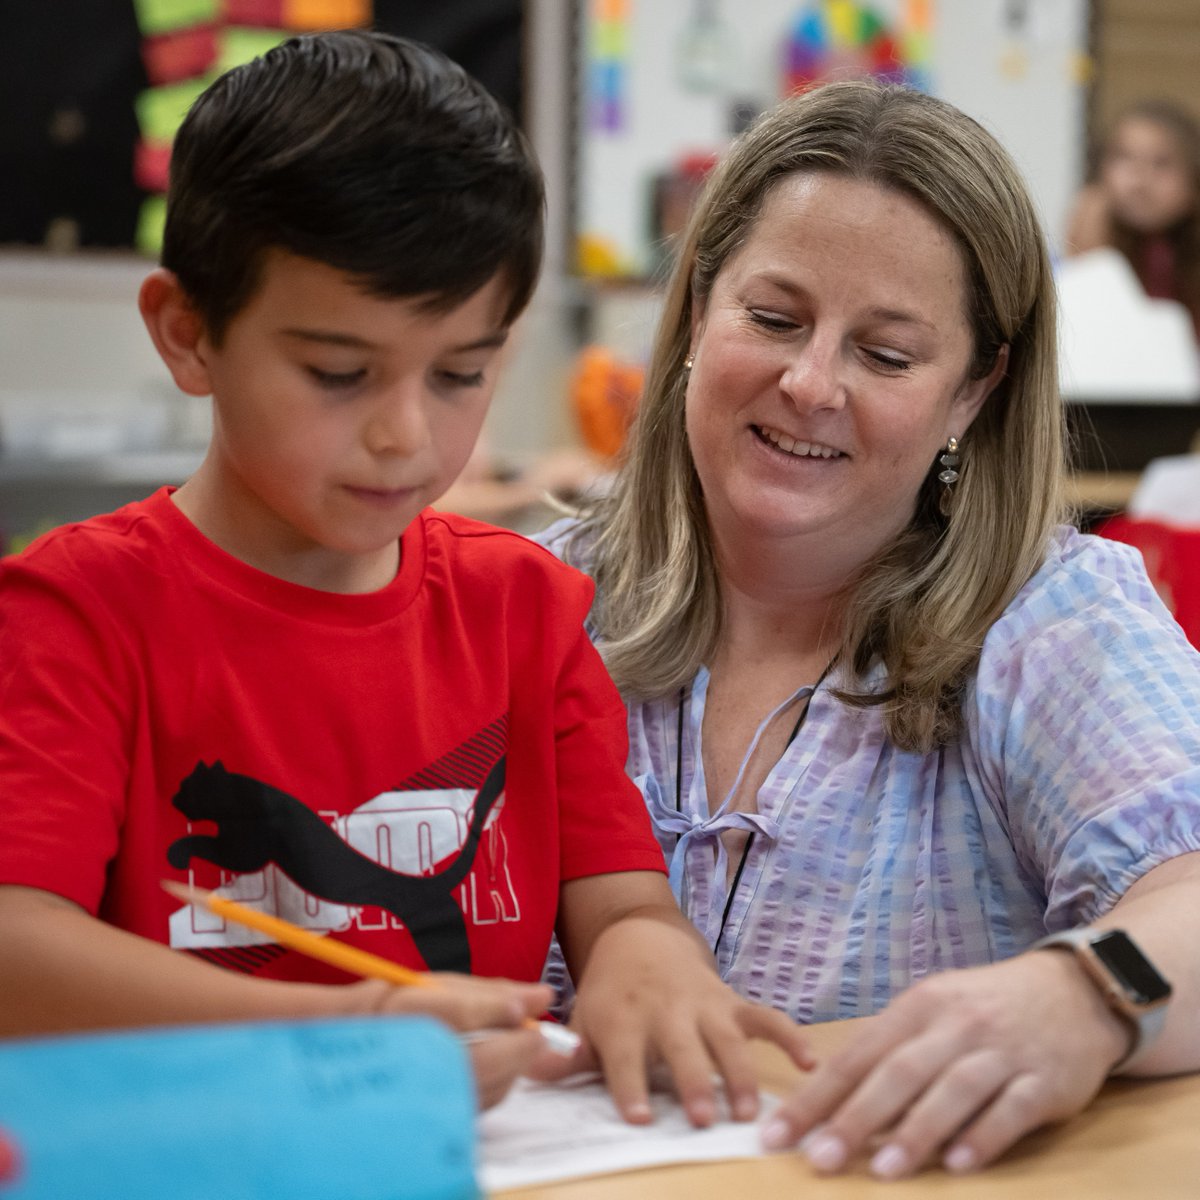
[688, 1098, 717, 1127]
[761, 1116, 791, 1149]
[870, 1142, 910, 1179]
[733, 1093, 758, 1121]
[944, 1143, 977, 1173]
[625, 1101, 653, 1123]
[805, 1129, 847, 1172]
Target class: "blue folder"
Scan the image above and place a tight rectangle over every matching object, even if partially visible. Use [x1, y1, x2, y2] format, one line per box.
[0, 1016, 478, 1199]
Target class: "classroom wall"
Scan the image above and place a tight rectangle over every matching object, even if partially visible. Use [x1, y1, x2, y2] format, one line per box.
[0, 0, 1091, 516]
[577, 0, 1088, 278]
[936, 0, 1087, 253]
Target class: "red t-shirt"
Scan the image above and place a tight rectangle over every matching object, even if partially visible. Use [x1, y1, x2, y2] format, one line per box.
[0, 489, 664, 983]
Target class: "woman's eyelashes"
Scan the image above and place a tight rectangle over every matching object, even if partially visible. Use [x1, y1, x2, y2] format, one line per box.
[746, 309, 794, 332]
[744, 309, 912, 364]
[745, 311, 914, 372]
[864, 349, 912, 372]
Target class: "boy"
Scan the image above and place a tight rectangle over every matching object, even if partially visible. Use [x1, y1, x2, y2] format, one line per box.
[0, 32, 807, 1119]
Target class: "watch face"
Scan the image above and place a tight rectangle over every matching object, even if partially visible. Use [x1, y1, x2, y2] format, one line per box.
[1091, 931, 1172, 1004]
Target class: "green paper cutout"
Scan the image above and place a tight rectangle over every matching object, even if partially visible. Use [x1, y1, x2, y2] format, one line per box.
[136, 195, 169, 257]
[218, 27, 290, 74]
[135, 76, 213, 142]
[133, 0, 220, 37]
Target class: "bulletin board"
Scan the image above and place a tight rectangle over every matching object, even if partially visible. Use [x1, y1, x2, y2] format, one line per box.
[0, 0, 523, 255]
[573, 0, 1092, 280]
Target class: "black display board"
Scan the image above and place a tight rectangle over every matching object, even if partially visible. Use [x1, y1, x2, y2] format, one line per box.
[0, 0, 523, 250]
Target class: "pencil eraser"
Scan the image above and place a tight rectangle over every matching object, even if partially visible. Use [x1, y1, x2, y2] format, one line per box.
[537, 1022, 582, 1057]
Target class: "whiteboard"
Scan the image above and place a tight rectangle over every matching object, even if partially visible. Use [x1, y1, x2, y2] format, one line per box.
[575, 0, 1089, 278]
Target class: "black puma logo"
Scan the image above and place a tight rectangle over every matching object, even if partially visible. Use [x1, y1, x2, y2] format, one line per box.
[166, 756, 506, 973]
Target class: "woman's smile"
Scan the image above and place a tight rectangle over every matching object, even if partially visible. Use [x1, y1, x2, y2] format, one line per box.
[754, 424, 847, 460]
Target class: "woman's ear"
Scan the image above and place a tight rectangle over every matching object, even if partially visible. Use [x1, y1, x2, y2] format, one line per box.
[138, 269, 213, 398]
[953, 343, 1010, 432]
[687, 285, 708, 360]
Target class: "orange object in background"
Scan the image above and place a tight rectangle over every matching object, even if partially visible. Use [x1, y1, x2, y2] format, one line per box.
[571, 346, 644, 460]
[1098, 513, 1200, 647]
[286, 0, 370, 29]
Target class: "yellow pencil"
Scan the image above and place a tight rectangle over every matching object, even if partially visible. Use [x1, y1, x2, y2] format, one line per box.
[161, 879, 581, 1056]
[162, 879, 435, 988]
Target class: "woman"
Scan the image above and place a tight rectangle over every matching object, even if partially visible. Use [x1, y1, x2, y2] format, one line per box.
[1066, 99, 1200, 338]
[544, 82, 1200, 1178]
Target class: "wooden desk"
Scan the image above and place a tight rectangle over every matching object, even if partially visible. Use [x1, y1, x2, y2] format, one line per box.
[1067, 470, 1140, 515]
[496, 1017, 1200, 1198]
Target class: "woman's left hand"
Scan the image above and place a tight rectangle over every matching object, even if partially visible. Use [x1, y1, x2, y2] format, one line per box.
[761, 950, 1132, 1179]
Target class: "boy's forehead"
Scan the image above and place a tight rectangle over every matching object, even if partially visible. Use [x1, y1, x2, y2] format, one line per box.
[240, 250, 514, 342]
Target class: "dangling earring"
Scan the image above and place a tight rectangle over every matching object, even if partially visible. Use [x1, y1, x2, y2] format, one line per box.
[937, 436, 961, 485]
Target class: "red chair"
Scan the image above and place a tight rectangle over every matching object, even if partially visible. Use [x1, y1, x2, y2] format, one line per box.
[1097, 513, 1200, 647]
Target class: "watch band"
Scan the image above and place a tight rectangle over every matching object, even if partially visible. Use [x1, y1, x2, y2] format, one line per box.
[1032, 926, 1171, 1070]
[1031, 927, 1171, 1072]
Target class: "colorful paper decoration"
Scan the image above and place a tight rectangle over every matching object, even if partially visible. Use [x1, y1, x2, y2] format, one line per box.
[217, 27, 289, 74]
[588, 0, 629, 134]
[783, 0, 932, 96]
[132, 1, 373, 254]
[133, 0, 221, 37]
[141, 24, 219, 85]
[224, 0, 287, 23]
[286, 0, 371, 30]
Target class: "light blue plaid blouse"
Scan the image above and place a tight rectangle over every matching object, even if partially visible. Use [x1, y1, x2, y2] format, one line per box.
[538, 522, 1200, 1023]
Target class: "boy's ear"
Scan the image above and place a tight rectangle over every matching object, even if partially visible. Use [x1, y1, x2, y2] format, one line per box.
[138, 268, 214, 397]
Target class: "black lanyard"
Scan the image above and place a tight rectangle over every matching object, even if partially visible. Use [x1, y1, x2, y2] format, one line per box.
[675, 663, 831, 956]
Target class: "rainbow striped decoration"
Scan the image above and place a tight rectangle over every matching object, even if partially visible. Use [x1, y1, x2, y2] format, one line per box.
[588, 0, 629, 134]
[784, 0, 932, 96]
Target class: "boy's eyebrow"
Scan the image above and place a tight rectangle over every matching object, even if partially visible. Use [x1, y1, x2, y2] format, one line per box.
[280, 329, 510, 352]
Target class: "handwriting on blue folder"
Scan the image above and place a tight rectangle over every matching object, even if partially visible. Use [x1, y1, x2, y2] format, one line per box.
[0, 1017, 478, 1200]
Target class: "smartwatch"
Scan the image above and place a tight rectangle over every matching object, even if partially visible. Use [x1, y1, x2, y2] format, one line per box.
[1031, 927, 1172, 1071]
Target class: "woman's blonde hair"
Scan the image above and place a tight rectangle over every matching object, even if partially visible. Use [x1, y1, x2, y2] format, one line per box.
[571, 80, 1067, 752]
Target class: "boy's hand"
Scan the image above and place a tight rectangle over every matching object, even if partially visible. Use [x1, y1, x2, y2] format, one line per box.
[465, 1026, 559, 1110]
[551, 875, 813, 1127]
[344, 974, 555, 1109]
[347, 973, 552, 1032]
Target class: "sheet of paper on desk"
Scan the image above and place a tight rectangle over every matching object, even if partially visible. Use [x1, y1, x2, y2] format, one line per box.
[478, 1073, 781, 1191]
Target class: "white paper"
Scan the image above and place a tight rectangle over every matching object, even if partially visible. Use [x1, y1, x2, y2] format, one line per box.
[477, 1073, 780, 1192]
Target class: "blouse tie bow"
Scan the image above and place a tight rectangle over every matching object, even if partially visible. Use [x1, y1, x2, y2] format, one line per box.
[639, 774, 781, 904]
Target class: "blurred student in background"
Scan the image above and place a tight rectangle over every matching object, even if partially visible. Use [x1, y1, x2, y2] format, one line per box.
[1066, 99, 1200, 340]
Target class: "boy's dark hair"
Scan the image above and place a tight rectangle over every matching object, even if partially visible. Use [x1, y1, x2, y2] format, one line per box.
[162, 29, 544, 340]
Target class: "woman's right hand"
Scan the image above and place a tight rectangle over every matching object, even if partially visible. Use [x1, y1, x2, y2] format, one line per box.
[760, 951, 1128, 1178]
